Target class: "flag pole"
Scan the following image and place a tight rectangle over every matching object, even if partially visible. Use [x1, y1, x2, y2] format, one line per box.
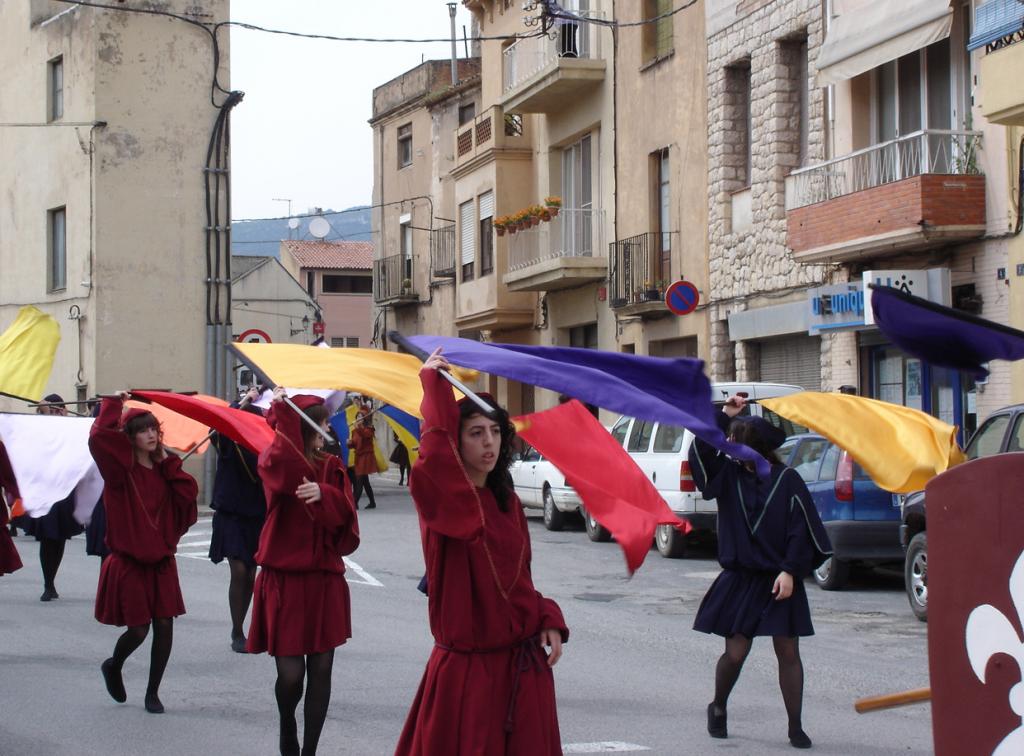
[388, 331, 496, 418]
[225, 344, 333, 443]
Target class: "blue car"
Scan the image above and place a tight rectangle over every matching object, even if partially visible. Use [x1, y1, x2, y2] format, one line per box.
[778, 434, 903, 590]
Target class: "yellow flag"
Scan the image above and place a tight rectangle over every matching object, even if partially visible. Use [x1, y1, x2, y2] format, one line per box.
[760, 392, 966, 493]
[0, 306, 61, 402]
[232, 343, 476, 419]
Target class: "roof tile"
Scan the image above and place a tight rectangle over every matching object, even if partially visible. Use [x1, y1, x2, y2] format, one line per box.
[281, 240, 374, 270]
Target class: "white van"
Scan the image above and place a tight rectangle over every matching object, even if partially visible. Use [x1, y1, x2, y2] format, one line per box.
[598, 382, 804, 558]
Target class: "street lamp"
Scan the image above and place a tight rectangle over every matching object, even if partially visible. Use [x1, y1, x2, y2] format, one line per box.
[290, 314, 310, 337]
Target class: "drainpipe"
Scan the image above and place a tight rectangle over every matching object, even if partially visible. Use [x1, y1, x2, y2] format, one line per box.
[448, 3, 459, 85]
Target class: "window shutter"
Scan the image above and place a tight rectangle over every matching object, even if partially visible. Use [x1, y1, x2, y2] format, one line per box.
[460, 200, 476, 266]
[478, 191, 494, 220]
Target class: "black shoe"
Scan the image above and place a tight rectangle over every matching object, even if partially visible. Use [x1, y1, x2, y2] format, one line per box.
[789, 728, 812, 749]
[364, 502, 376, 509]
[231, 635, 247, 654]
[40, 587, 58, 602]
[707, 703, 727, 739]
[101, 658, 127, 703]
[144, 692, 164, 714]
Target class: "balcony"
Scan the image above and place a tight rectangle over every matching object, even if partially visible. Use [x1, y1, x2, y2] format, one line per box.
[786, 130, 986, 263]
[503, 208, 607, 292]
[430, 224, 456, 279]
[972, 0, 1024, 126]
[454, 105, 531, 174]
[609, 232, 676, 318]
[500, 12, 607, 114]
[374, 254, 417, 306]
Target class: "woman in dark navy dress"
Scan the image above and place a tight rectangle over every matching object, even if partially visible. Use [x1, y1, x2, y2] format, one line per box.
[688, 394, 832, 750]
[16, 396, 85, 601]
[208, 387, 267, 653]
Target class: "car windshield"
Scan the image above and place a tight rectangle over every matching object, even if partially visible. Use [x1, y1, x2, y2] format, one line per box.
[964, 414, 1011, 460]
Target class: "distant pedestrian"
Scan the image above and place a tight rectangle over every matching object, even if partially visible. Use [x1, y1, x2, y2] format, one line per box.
[247, 389, 359, 756]
[208, 386, 266, 653]
[16, 395, 85, 601]
[389, 432, 410, 486]
[688, 393, 832, 750]
[351, 408, 377, 509]
[90, 392, 199, 715]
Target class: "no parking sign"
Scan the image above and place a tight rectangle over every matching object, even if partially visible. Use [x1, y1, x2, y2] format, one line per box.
[665, 281, 700, 316]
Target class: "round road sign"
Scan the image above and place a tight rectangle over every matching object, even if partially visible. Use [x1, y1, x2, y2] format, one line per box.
[237, 328, 272, 344]
[665, 280, 700, 316]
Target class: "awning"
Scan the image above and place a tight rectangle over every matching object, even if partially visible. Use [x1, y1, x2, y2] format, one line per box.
[967, 0, 1024, 52]
[816, 0, 953, 87]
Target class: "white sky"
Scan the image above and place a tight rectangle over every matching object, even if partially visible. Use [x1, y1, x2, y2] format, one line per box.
[229, 1, 475, 221]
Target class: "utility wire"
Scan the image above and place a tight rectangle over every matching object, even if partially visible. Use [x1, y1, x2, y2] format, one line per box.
[546, 0, 698, 27]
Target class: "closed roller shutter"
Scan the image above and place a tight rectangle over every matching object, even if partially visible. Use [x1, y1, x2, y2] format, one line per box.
[459, 200, 475, 267]
[478, 190, 494, 220]
[759, 336, 821, 391]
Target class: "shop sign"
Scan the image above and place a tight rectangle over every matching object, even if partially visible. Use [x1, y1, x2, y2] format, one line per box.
[806, 268, 951, 333]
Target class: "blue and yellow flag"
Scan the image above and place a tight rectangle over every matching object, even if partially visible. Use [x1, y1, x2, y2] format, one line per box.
[760, 392, 966, 493]
[380, 405, 420, 465]
[0, 306, 61, 402]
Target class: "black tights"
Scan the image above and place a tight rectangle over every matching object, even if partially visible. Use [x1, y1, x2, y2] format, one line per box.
[398, 463, 409, 486]
[712, 635, 804, 733]
[227, 558, 257, 639]
[111, 618, 174, 701]
[353, 475, 375, 508]
[275, 650, 334, 756]
[39, 538, 66, 592]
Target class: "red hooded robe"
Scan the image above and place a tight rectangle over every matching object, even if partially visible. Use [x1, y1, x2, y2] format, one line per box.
[89, 398, 199, 626]
[247, 395, 360, 657]
[395, 370, 569, 756]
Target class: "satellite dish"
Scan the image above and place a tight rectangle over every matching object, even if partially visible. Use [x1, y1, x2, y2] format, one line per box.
[309, 217, 330, 239]
[287, 217, 300, 230]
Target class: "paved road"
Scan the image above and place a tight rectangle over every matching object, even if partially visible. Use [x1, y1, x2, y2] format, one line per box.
[0, 476, 933, 755]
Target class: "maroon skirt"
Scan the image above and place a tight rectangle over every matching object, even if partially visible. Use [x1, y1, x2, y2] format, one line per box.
[94, 552, 185, 627]
[0, 529, 22, 575]
[247, 568, 351, 657]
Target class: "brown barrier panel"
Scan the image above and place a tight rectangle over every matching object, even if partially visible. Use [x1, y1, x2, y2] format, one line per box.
[928, 452, 1024, 755]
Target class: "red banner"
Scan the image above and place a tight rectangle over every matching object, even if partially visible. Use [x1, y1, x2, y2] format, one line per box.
[132, 390, 274, 455]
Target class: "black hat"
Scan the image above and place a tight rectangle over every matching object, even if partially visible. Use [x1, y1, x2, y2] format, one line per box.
[43, 393, 64, 404]
[734, 416, 787, 450]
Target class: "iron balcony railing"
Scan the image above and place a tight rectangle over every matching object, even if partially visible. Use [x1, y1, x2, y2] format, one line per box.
[608, 232, 677, 308]
[431, 224, 456, 278]
[373, 253, 415, 303]
[508, 207, 605, 272]
[786, 129, 983, 210]
[502, 10, 606, 94]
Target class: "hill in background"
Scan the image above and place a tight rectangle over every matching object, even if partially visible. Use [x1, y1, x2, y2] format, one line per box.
[232, 206, 372, 258]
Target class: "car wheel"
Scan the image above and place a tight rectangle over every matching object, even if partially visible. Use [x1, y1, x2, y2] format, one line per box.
[542, 487, 565, 532]
[813, 556, 851, 590]
[905, 532, 928, 622]
[655, 524, 687, 558]
[582, 507, 611, 542]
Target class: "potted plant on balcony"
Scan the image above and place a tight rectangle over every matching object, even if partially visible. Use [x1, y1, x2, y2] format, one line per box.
[401, 278, 412, 295]
[494, 216, 509, 236]
[530, 204, 545, 225]
[545, 196, 562, 217]
[643, 280, 660, 301]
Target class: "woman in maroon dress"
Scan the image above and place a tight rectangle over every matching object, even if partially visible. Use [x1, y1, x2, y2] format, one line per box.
[395, 349, 569, 756]
[0, 443, 23, 576]
[247, 388, 359, 756]
[89, 392, 198, 714]
[351, 407, 377, 509]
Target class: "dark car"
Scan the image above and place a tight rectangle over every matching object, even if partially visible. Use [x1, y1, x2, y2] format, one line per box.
[901, 403, 1024, 622]
[779, 434, 903, 590]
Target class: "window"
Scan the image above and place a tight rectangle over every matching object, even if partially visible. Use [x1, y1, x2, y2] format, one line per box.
[1008, 415, 1024, 454]
[569, 323, 598, 349]
[397, 123, 412, 168]
[306, 271, 315, 297]
[652, 147, 671, 277]
[478, 191, 494, 275]
[653, 424, 684, 453]
[459, 199, 475, 281]
[400, 219, 413, 282]
[610, 417, 631, 447]
[790, 438, 829, 482]
[627, 420, 654, 453]
[725, 61, 752, 187]
[779, 36, 809, 168]
[48, 56, 63, 121]
[48, 206, 66, 291]
[330, 337, 360, 348]
[458, 103, 476, 126]
[965, 414, 1011, 460]
[642, 0, 674, 62]
[561, 133, 595, 255]
[321, 275, 372, 294]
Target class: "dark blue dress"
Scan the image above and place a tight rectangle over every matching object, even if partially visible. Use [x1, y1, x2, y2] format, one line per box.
[15, 493, 84, 542]
[85, 496, 109, 557]
[208, 416, 266, 568]
[688, 414, 832, 638]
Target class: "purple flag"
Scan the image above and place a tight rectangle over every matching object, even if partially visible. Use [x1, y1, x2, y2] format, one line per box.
[871, 285, 1024, 379]
[408, 335, 770, 477]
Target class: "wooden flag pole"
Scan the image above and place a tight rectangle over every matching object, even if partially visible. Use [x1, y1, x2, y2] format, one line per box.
[854, 687, 931, 713]
[388, 331, 496, 418]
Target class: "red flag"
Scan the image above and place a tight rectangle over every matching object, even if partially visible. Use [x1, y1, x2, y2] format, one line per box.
[515, 400, 690, 575]
[132, 390, 274, 455]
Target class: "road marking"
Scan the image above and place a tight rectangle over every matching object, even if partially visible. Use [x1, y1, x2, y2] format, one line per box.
[344, 557, 384, 587]
[563, 743, 650, 753]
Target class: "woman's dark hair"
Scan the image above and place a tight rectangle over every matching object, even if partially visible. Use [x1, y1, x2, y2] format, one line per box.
[300, 403, 330, 461]
[458, 401, 516, 512]
[728, 418, 782, 467]
[124, 412, 162, 444]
